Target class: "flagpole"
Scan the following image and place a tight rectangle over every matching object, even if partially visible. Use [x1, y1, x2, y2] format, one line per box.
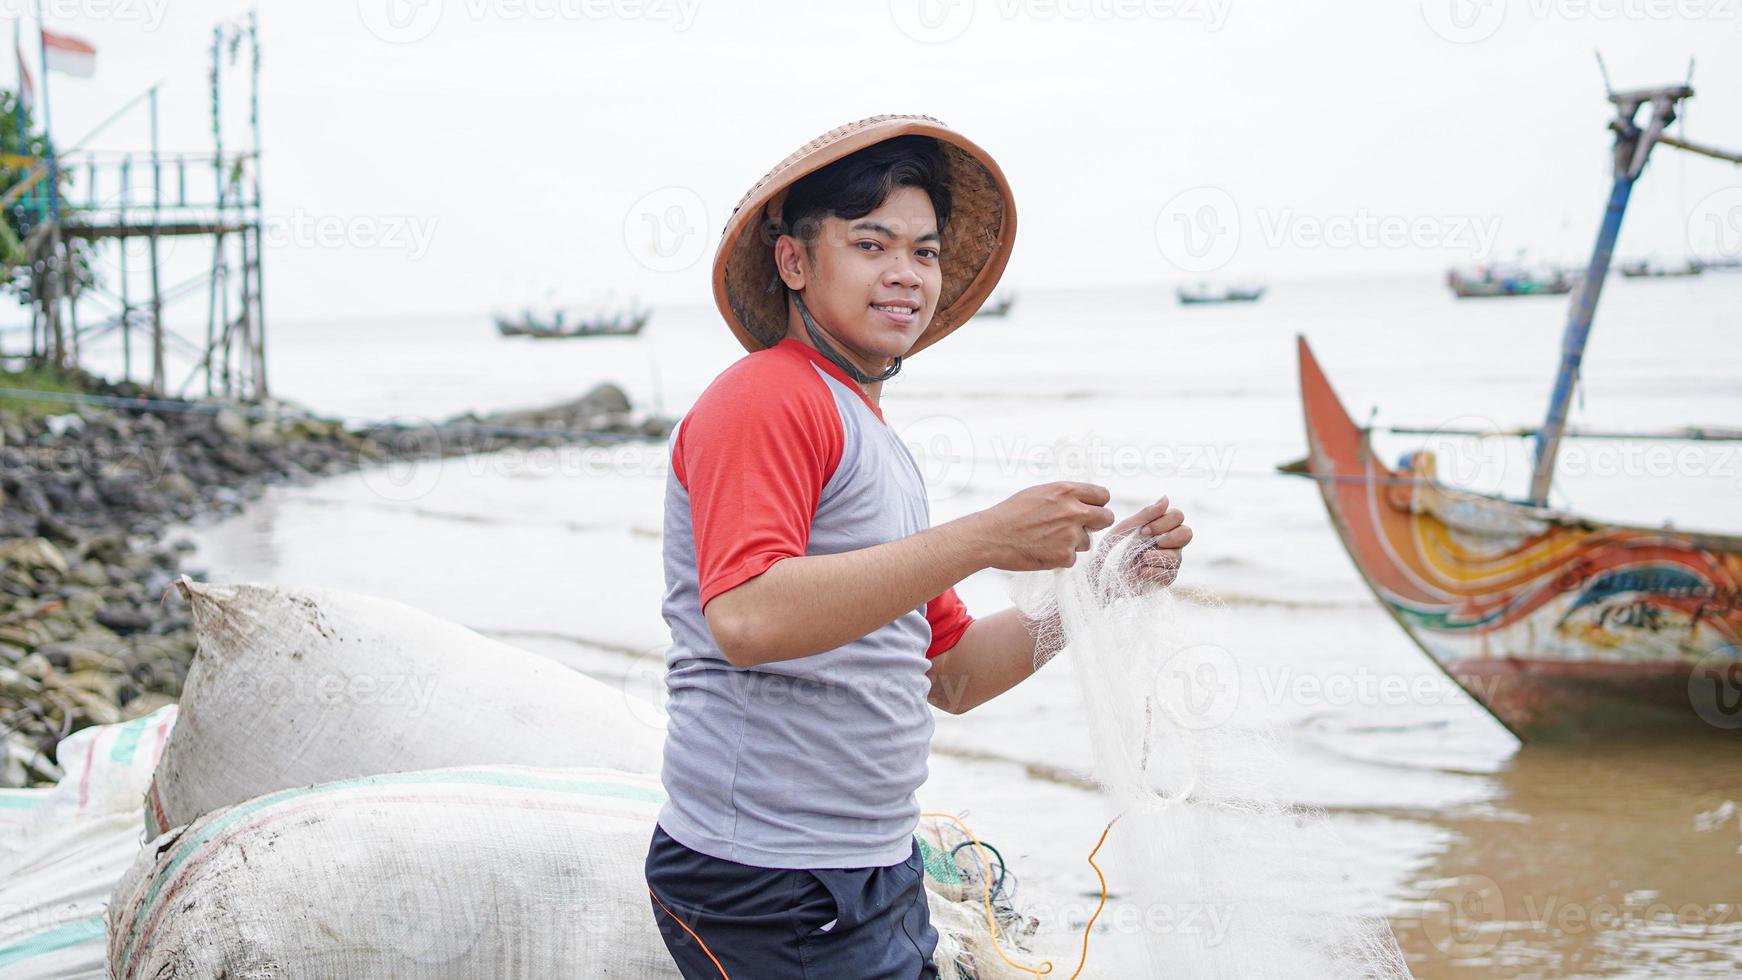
[13, 19, 23, 150]
[14, 16, 29, 361]
[149, 82, 164, 394]
[32, 0, 63, 367]
[32, 1, 54, 226]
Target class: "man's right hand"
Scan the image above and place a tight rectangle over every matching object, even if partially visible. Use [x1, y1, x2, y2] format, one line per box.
[966, 482, 1116, 571]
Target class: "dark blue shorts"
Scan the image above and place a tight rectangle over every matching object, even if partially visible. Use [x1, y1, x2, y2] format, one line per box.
[644, 822, 940, 979]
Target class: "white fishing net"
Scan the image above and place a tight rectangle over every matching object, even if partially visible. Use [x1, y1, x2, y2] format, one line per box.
[1013, 530, 1412, 978]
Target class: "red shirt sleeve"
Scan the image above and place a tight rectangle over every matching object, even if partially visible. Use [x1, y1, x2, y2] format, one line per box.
[674, 350, 845, 609]
[925, 587, 974, 659]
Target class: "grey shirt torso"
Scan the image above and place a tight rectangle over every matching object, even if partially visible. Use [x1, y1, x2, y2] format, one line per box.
[656, 359, 937, 869]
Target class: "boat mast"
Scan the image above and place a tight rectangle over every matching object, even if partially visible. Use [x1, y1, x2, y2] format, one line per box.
[1528, 79, 1742, 505]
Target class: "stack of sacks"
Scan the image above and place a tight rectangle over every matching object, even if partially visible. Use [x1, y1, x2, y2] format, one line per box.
[109, 766, 678, 978]
[100, 577, 1052, 977]
[0, 708, 178, 979]
[109, 766, 1052, 979]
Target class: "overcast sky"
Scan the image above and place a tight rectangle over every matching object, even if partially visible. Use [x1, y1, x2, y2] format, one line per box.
[24, 0, 1742, 322]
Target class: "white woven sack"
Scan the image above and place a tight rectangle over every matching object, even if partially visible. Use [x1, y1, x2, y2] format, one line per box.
[112, 766, 678, 979]
[147, 577, 664, 834]
[0, 708, 177, 979]
[111, 766, 1048, 979]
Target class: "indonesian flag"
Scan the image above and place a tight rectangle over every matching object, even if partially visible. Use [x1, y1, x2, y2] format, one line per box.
[16, 44, 33, 111]
[40, 28, 95, 79]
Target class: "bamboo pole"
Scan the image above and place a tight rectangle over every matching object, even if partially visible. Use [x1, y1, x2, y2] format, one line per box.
[119, 154, 131, 380]
[247, 9, 267, 399]
[148, 87, 165, 395]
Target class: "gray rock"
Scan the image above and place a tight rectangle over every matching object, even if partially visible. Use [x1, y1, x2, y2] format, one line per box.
[156, 470, 197, 503]
[0, 538, 68, 575]
[68, 561, 108, 588]
[94, 606, 152, 635]
[79, 533, 130, 566]
[214, 408, 252, 442]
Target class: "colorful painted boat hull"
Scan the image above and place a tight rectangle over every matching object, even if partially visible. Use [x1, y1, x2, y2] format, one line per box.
[1296, 337, 1742, 741]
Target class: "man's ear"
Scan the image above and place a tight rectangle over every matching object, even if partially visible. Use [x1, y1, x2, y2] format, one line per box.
[773, 234, 808, 291]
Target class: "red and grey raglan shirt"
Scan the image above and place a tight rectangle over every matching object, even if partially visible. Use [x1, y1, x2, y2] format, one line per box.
[655, 337, 973, 870]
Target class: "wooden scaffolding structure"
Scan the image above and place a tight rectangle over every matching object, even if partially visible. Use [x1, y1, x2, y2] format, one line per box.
[0, 11, 268, 402]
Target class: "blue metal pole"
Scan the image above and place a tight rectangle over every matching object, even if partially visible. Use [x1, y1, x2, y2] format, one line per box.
[1527, 173, 1635, 506]
[13, 19, 24, 156]
[32, 0, 53, 226]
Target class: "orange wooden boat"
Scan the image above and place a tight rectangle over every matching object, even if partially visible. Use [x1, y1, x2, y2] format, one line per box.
[1290, 79, 1742, 741]
[1294, 338, 1742, 741]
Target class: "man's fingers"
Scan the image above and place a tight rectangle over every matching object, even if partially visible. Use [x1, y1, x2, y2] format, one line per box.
[1061, 482, 1111, 507]
[1106, 495, 1172, 538]
[1138, 549, 1183, 582]
[1124, 501, 1169, 534]
[1151, 524, 1193, 550]
[1142, 508, 1186, 536]
[1126, 496, 1168, 520]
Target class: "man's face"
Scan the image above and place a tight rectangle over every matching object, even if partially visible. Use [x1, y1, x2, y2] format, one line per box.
[786, 185, 942, 367]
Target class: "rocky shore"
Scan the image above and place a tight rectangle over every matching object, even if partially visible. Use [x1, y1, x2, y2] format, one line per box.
[0, 368, 672, 786]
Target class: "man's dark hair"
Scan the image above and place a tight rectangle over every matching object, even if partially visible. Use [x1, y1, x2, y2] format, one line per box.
[776, 135, 953, 250]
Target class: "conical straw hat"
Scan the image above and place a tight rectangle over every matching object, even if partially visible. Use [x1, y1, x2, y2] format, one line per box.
[712, 114, 1017, 356]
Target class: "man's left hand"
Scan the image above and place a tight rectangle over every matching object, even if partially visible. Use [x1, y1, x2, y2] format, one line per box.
[1101, 495, 1192, 592]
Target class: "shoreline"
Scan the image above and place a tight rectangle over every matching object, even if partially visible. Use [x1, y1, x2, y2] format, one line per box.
[0, 366, 673, 786]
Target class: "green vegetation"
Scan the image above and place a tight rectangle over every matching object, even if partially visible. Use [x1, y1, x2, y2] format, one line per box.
[0, 362, 89, 416]
[0, 87, 55, 272]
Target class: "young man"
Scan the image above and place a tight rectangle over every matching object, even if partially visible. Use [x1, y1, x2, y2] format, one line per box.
[644, 116, 1192, 978]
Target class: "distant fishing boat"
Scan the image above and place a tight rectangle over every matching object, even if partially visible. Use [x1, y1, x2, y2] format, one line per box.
[1176, 282, 1265, 305]
[494, 306, 650, 339]
[1619, 258, 1702, 278]
[1445, 264, 1577, 298]
[973, 292, 1017, 318]
[1291, 77, 1742, 741]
